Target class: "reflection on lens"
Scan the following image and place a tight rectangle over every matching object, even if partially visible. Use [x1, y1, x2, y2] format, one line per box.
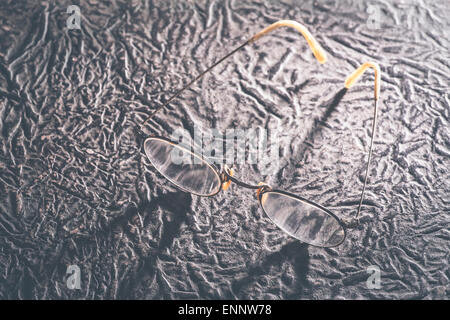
[144, 137, 221, 196]
[260, 191, 345, 247]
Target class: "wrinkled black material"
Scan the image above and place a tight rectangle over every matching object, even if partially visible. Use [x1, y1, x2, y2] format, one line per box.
[0, 0, 448, 299]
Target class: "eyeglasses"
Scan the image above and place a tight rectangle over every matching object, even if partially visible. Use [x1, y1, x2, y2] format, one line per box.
[140, 20, 381, 248]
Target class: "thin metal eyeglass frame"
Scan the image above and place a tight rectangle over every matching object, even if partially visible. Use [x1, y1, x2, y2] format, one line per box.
[140, 20, 381, 244]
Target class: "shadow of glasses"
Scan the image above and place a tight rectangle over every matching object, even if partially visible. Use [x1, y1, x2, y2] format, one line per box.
[230, 241, 310, 299]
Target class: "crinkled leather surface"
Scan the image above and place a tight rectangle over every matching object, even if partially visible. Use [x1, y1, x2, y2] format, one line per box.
[0, 0, 448, 299]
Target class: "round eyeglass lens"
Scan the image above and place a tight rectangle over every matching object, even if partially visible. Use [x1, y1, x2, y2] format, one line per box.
[260, 191, 345, 247]
[144, 137, 221, 196]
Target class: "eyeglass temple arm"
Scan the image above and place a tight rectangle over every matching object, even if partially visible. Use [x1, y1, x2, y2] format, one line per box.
[344, 62, 381, 219]
[140, 20, 327, 128]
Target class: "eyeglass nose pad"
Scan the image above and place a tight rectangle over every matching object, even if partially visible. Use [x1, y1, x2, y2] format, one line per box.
[256, 182, 269, 203]
[222, 168, 234, 191]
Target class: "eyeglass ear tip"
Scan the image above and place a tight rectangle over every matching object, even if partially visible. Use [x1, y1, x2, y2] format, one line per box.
[344, 77, 355, 89]
[314, 51, 327, 64]
[318, 55, 327, 64]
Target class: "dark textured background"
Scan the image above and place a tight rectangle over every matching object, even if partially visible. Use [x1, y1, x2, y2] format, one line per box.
[0, 0, 448, 299]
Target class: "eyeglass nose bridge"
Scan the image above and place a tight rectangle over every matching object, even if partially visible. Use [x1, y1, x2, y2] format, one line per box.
[221, 165, 271, 199]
